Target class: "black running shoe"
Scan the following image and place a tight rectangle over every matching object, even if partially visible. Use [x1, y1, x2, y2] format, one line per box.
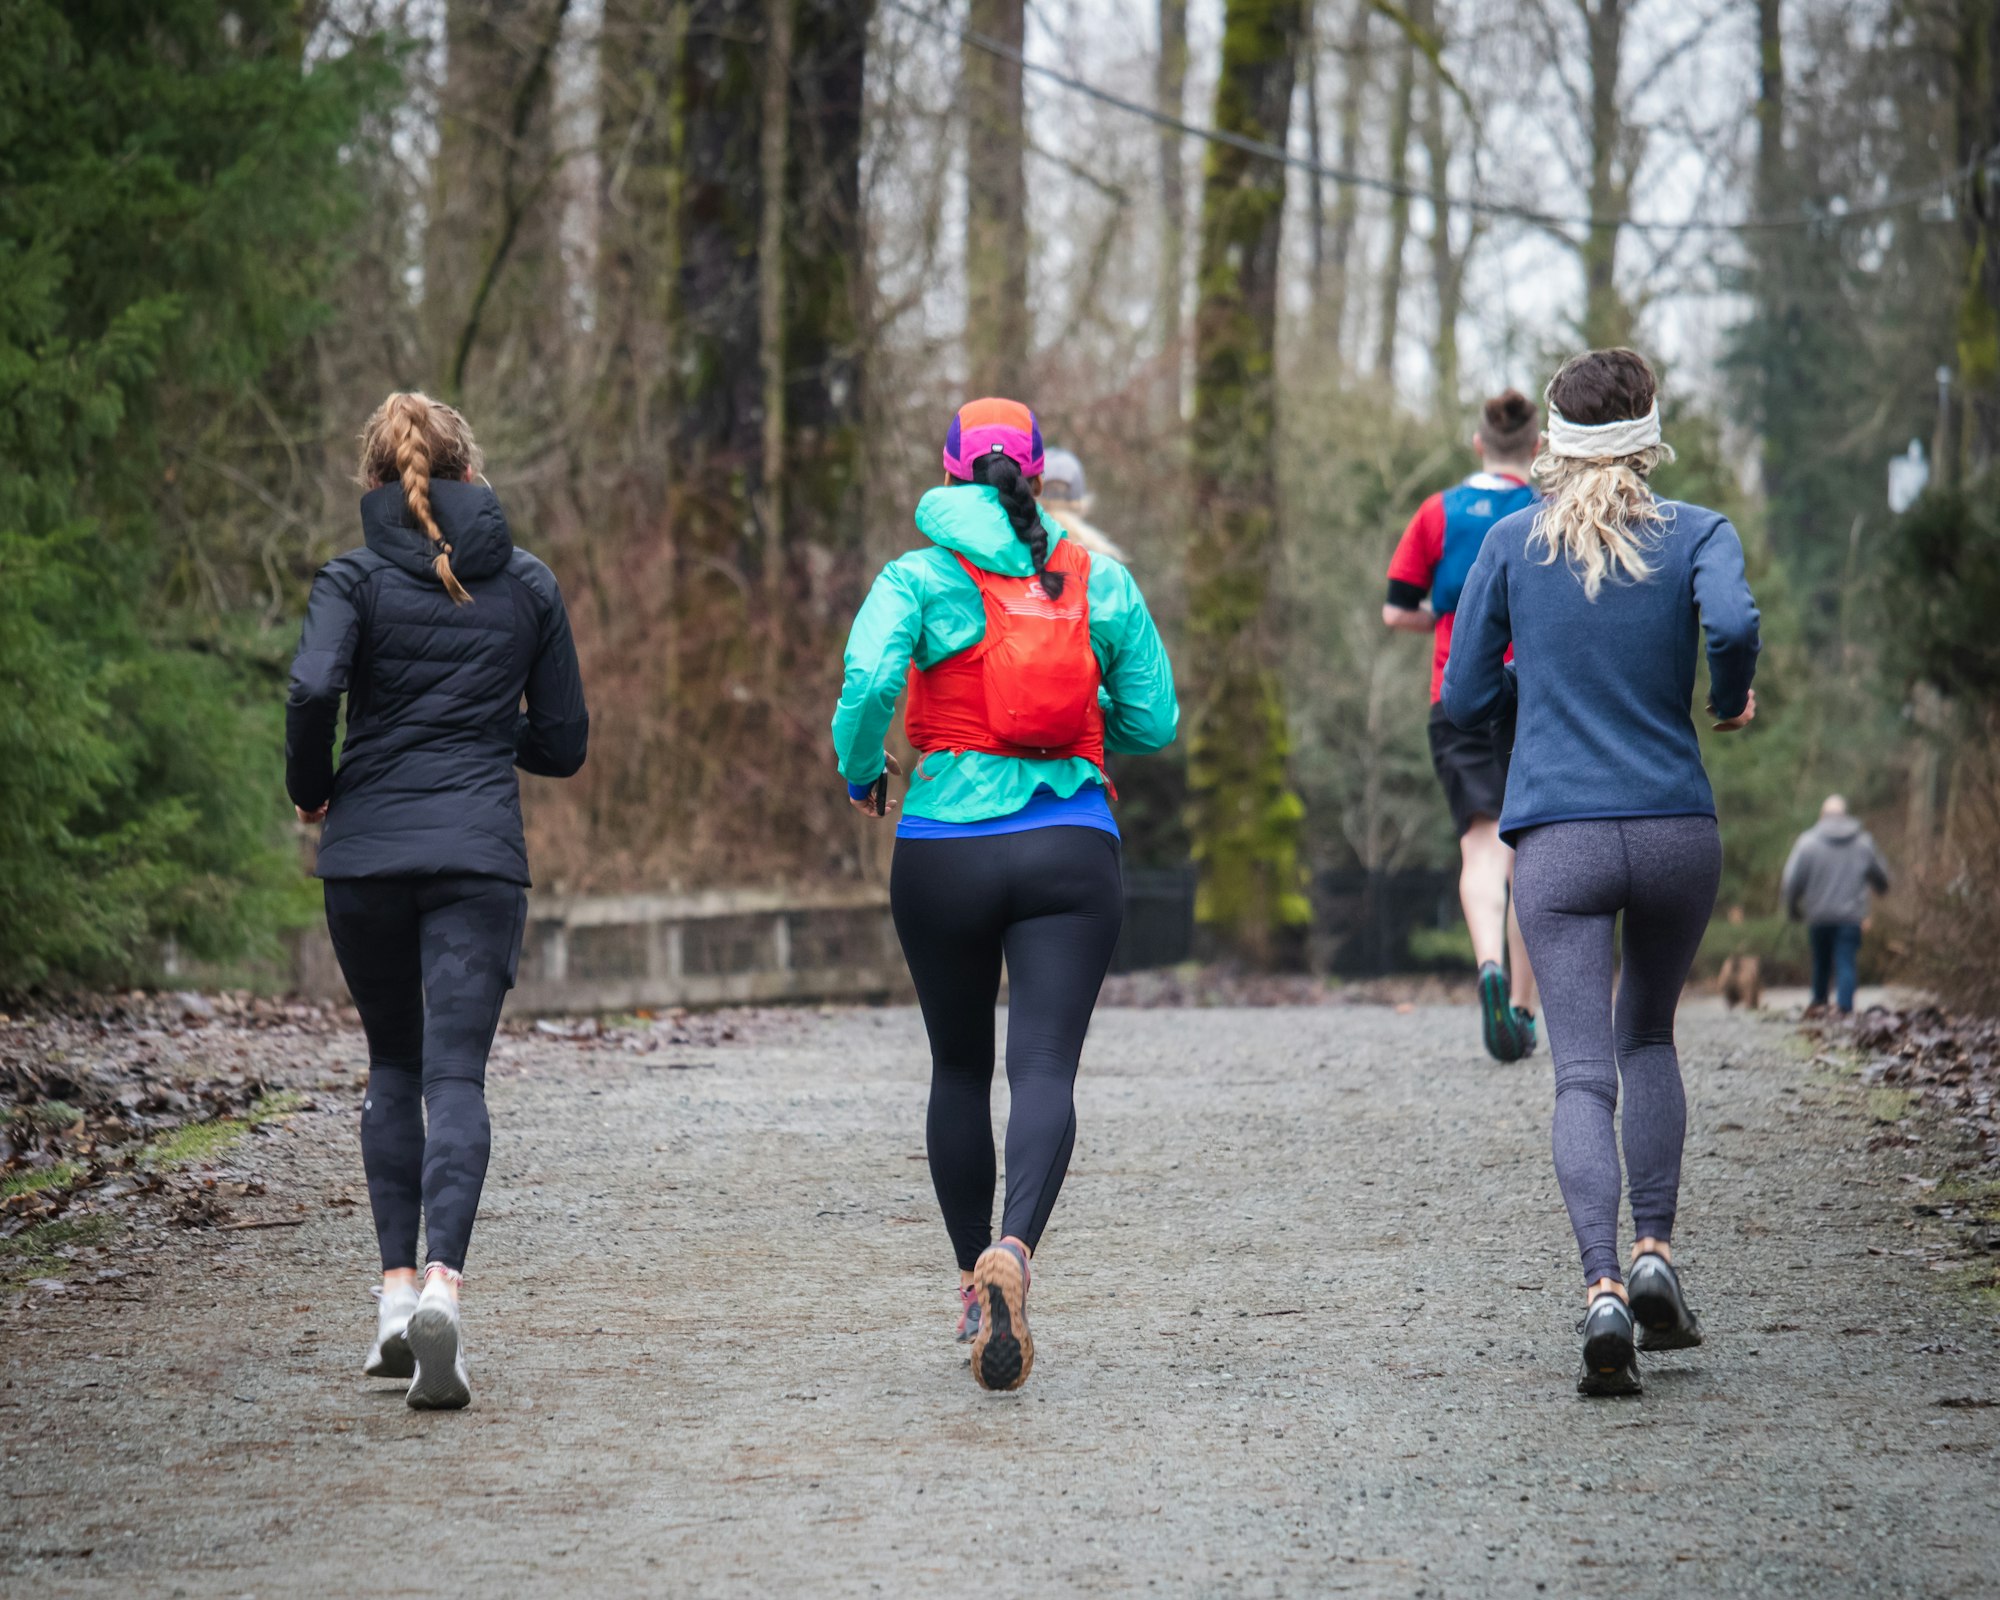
[1576, 1293, 1641, 1397]
[1479, 962, 1528, 1062]
[1514, 1009, 1538, 1056]
[1628, 1251, 1703, 1351]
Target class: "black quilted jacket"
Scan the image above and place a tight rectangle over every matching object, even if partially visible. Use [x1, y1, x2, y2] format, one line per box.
[285, 479, 588, 883]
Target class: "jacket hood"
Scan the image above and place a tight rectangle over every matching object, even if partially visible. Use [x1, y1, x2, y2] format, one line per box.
[359, 478, 514, 583]
[914, 484, 1067, 576]
[1812, 814, 1865, 844]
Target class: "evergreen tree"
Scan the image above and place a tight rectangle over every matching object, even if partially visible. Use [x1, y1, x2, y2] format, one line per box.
[0, 0, 387, 986]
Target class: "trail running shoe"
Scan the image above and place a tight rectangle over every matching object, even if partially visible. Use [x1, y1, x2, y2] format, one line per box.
[969, 1241, 1033, 1392]
[955, 1284, 982, 1344]
[1514, 1009, 1539, 1056]
[1628, 1251, 1704, 1352]
[405, 1270, 472, 1411]
[1575, 1292, 1642, 1398]
[363, 1281, 417, 1379]
[1479, 962, 1529, 1062]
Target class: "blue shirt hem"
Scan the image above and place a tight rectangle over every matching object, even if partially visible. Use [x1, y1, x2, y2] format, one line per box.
[896, 784, 1119, 840]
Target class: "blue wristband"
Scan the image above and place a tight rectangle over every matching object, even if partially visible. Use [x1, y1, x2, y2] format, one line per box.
[847, 780, 876, 801]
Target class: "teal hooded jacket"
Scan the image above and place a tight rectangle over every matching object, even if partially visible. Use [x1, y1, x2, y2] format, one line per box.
[832, 485, 1179, 823]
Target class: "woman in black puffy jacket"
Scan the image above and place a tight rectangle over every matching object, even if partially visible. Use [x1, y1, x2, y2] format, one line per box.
[286, 392, 587, 1410]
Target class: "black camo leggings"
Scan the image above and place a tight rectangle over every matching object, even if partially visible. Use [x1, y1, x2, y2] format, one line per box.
[324, 875, 527, 1274]
[890, 827, 1125, 1273]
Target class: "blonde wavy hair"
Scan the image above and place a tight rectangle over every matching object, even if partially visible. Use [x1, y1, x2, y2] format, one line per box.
[357, 392, 485, 605]
[1528, 348, 1676, 601]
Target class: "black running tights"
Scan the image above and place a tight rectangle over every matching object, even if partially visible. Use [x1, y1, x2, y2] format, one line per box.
[323, 875, 527, 1275]
[890, 827, 1125, 1272]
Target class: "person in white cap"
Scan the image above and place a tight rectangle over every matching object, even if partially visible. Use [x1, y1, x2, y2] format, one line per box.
[1038, 446, 1129, 563]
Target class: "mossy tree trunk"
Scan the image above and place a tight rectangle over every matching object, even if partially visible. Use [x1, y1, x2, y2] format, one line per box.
[1185, 0, 1311, 964]
[963, 0, 1029, 395]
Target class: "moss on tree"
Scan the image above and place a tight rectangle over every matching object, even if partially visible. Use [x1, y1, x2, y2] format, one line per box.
[1184, 0, 1311, 961]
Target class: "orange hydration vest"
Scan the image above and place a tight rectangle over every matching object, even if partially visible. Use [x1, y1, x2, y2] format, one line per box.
[904, 542, 1109, 775]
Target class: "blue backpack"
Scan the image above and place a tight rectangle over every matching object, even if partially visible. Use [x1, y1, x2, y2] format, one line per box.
[1430, 480, 1537, 617]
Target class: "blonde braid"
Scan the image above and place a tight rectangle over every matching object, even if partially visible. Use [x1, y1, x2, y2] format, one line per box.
[358, 391, 482, 606]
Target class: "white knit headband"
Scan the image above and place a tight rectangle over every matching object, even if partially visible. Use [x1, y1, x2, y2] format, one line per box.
[1543, 394, 1663, 460]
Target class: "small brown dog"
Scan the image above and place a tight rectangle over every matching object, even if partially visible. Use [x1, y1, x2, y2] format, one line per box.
[1718, 951, 1763, 1010]
[1717, 906, 1762, 1009]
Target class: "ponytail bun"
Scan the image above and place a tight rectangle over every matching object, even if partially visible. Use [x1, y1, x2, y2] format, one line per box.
[1476, 388, 1540, 458]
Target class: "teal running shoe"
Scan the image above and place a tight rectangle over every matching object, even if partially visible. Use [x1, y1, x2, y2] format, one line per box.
[1478, 962, 1528, 1062]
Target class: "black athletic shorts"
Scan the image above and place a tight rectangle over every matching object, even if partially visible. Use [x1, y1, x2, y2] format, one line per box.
[1427, 701, 1512, 837]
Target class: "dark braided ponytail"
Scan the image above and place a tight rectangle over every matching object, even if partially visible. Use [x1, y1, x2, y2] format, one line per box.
[972, 448, 1065, 599]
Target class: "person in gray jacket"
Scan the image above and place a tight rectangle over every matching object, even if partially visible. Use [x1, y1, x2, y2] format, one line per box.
[1781, 796, 1891, 1015]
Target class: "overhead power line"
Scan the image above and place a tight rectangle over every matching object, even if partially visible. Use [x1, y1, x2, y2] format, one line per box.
[888, 0, 1980, 238]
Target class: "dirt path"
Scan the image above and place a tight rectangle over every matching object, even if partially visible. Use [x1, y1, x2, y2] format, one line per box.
[4, 1000, 1997, 1598]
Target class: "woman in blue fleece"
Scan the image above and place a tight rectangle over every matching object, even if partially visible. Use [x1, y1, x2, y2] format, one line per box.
[1442, 348, 1760, 1397]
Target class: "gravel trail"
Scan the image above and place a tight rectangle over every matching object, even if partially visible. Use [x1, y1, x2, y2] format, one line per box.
[4, 1000, 1996, 1598]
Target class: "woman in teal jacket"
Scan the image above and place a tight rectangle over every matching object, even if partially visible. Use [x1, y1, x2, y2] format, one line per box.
[833, 397, 1177, 1392]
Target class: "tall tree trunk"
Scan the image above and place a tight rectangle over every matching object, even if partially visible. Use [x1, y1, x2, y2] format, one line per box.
[428, 0, 573, 406]
[1323, 0, 1370, 361]
[1186, 0, 1310, 963]
[1158, 0, 1189, 413]
[1304, 3, 1325, 304]
[1421, 0, 1461, 414]
[597, 0, 680, 464]
[757, 0, 795, 616]
[779, 0, 870, 599]
[964, 0, 1029, 395]
[1954, 0, 2000, 478]
[669, 0, 767, 572]
[1579, 0, 1633, 349]
[1750, 0, 1790, 504]
[1373, 0, 1419, 379]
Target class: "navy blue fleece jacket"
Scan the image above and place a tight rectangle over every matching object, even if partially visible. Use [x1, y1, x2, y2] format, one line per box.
[1440, 498, 1760, 843]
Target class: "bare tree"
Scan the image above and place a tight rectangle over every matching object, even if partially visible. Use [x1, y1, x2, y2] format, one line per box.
[428, 0, 574, 406]
[1577, 0, 1633, 347]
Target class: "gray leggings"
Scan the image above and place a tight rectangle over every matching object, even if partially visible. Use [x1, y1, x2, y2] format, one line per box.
[1512, 816, 1722, 1286]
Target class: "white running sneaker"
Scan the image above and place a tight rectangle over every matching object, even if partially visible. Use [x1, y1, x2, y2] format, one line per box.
[404, 1269, 471, 1410]
[363, 1282, 418, 1379]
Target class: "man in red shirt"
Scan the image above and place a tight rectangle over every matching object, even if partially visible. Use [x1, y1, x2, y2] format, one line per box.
[1383, 390, 1541, 1061]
